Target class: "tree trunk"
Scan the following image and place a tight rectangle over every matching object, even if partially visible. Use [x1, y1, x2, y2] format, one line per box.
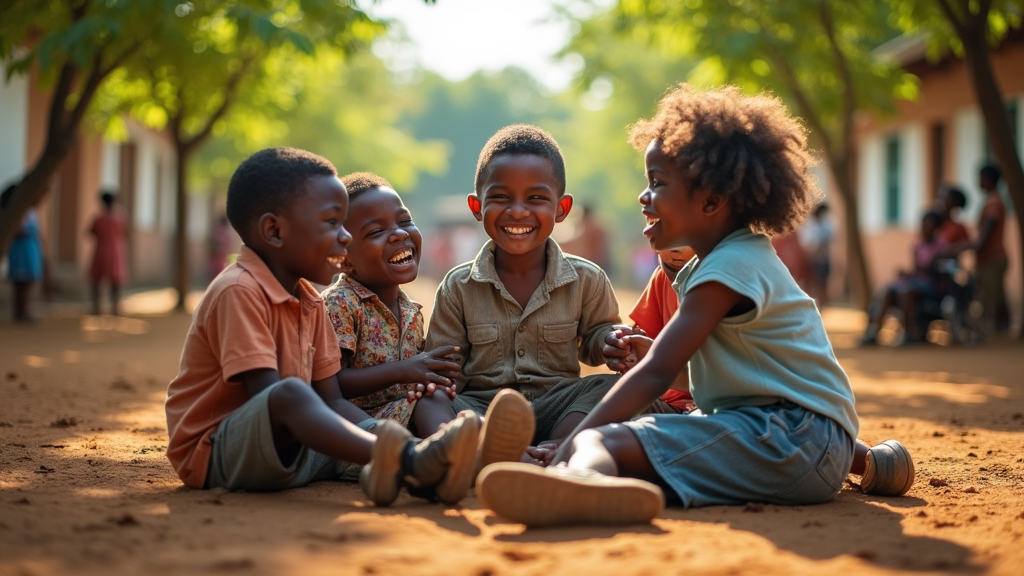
[827, 155, 873, 310]
[0, 136, 78, 256]
[173, 144, 191, 312]
[961, 33, 1024, 340]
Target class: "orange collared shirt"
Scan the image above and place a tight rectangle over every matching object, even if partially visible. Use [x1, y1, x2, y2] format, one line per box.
[165, 246, 342, 488]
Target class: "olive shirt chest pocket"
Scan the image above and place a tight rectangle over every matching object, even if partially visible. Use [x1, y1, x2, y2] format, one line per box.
[540, 322, 579, 373]
[466, 323, 501, 372]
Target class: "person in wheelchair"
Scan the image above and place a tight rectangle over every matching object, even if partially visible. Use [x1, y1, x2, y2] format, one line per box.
[861, 210, 950, 346]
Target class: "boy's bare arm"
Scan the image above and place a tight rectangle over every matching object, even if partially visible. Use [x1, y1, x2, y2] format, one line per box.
[236, 368, 281, 397]
[552, 281, 745, 464]
[311, 373, 374, 423]
[334, 346, 461, 398]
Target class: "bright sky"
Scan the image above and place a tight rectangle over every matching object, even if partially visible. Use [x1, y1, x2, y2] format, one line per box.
[365, 0, 597, 92]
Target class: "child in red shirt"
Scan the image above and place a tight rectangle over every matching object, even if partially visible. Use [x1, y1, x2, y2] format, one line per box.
[627, 247, 696, 412]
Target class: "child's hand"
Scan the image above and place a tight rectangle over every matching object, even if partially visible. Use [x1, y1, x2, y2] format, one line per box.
[525, 445, 556, 467]
[620, 334, 654, 367]
[400, 346, 461, 388]
[406, 382, 458, 403]
[602, 325, 647, 374]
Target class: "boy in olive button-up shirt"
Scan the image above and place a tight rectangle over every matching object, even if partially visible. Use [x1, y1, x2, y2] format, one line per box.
[426, 125, 622, 448]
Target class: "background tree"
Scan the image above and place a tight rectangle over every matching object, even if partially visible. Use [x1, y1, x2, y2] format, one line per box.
[891, 0, 1024, 339]
[0, 0, 178, 257]
[571, 0, 918, 307]
[99, 0, 386, 310]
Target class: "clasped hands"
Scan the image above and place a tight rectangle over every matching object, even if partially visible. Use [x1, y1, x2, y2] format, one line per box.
[402, 345, 461, 403]
[602, 324, 654, 374]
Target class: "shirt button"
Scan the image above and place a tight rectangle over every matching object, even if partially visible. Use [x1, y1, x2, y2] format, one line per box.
[517, 349, 525, 357]
[517, 325, 524, 332]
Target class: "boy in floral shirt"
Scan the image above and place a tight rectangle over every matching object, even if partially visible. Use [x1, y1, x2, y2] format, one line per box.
[322, 173, 461, 436]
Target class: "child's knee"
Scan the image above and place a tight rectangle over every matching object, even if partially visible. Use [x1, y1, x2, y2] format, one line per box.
[267, 378, 319, 411]
[417, 391, 454, 411]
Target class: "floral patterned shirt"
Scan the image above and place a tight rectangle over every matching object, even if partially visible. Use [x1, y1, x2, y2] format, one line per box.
[322, 275, 424, 427]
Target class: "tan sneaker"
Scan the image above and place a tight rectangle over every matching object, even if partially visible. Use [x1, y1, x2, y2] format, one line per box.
[476, 389, 535, 474]
[415, 409, 482, 505]
[477, 462, 665, 527]
[861, 439, 915, 496]
[359, 420, 411, 506]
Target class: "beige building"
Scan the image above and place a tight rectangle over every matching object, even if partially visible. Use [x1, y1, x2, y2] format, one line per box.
[0, 64, 219, 303]
[824, 32, 1023, 328]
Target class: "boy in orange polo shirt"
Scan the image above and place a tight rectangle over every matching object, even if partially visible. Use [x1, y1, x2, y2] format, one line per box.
[165, 148, 480, 506]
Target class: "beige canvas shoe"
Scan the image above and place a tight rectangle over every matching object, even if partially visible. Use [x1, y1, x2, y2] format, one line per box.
[421, 410, 482, 505]
[476, 389, 535, 474]
[477, 462, 665, 527]
[359, 420, 411, 506]
[861, 439, 915, 496]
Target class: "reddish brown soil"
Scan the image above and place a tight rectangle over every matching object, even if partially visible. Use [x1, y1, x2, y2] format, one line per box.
[2, 281, 1022, 576]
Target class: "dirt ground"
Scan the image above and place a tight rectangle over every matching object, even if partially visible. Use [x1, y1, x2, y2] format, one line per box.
[2, 279, 1023, 576]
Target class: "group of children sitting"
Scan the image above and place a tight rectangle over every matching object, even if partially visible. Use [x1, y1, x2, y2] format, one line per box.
[165, 84, 915, 527]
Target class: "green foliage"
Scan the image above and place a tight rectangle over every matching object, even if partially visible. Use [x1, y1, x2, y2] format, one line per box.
[1, 0, 179, 87]
[193, 50, 450, 194]
[94, 0, 386, 153]
[887, 0, 1024, 58]
[599, 0, 917, 153]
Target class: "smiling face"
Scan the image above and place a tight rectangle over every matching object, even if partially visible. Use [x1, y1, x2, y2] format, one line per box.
[639, 140, 708, 253]
[277, 175, 351, 287]
[469, 153, 572, 259]
[344, 186, 422, 290]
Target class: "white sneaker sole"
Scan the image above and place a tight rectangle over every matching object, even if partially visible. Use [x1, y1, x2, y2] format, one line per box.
[477, 462, 665, 527]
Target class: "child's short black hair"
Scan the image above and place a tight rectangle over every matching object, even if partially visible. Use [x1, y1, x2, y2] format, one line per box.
[341, 172, 393, 202]
[923, 209, 943, 228]
[226, 147, 337, 241]
[629, 84, 819, 236]
[941, 185, 967, 209]
[980, 164, 1001, 186]
[475, 124, 566, 195]
[100, 191, 116, 208]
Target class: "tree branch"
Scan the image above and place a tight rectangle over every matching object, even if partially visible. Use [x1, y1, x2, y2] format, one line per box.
[818, 0, 856, 160]
[936, 0, 968, 38]
[180, 55, 255, 153]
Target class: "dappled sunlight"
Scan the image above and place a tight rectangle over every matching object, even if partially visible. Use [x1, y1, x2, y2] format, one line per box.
[141, 503, 171, 516]
[848, 367, 1010, 409]
[60, 350, 95, 364]
[80, 315, 150, 335]
[120, 288, 202, 316]
[820, 307, 868, 334]
[72, 487, 124, 499]
[22, 355, 52, 368]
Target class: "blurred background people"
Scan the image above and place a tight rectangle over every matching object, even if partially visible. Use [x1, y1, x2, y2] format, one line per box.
[800, 203, 834, 306]
[88, 191, 128, 316]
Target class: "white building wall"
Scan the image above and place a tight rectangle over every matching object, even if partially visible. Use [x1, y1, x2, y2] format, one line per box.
[954, 108, 986, 221]
[0, 71, 28, 187]
[100, 140, 120, 193]
[900, 123, 927, 229]
[858, 133, 885, 233]
[128, 124, 176, 233]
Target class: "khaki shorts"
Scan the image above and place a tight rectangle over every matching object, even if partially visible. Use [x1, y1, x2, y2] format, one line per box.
[453, 374, 619, 443]
[205, 378, 371, 491]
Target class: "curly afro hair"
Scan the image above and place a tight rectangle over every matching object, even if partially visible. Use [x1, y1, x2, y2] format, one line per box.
[226, 147, 337, 242]
[475, 124, 566, 195]
[340, 172, 394, 202]
[629, 84, 820, 236]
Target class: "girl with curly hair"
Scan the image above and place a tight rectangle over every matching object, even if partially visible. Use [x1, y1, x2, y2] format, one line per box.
[477, 84, 913, 526]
